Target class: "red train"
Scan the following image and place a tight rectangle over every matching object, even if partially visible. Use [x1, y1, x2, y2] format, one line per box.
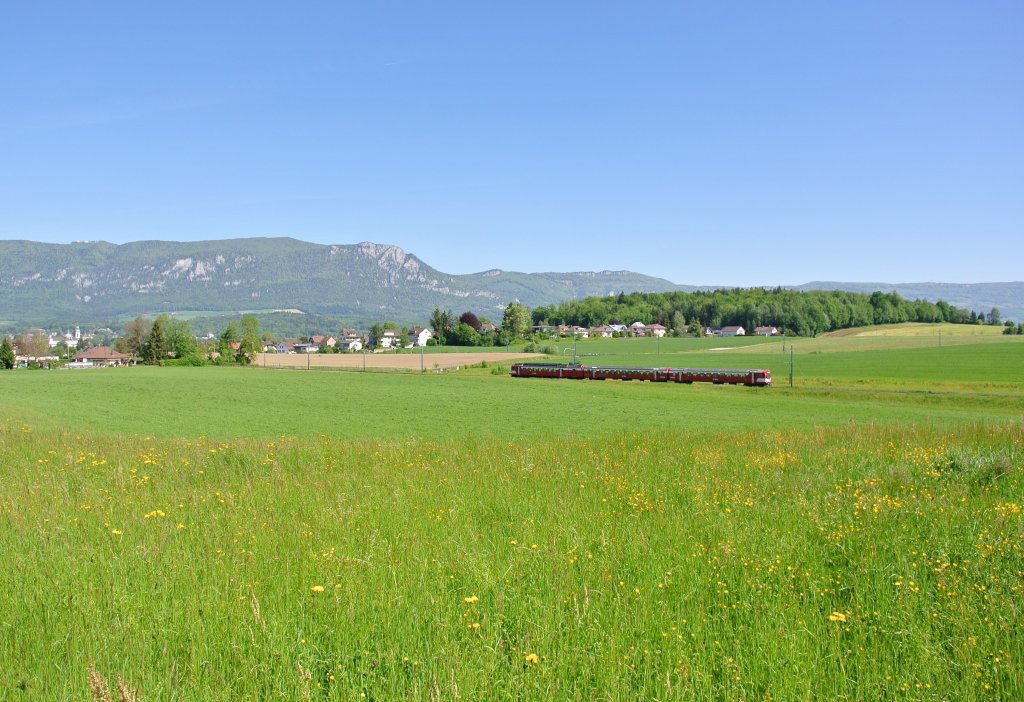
[510, 362, 772, 387]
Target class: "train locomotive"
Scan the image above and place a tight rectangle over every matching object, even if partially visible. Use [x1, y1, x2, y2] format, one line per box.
[510, 362, 772, 387]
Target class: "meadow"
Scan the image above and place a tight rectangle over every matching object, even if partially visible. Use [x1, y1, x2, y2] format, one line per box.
[0, 326, 1021, 700]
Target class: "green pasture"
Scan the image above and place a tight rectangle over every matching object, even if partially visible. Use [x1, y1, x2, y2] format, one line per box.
[0, 351, 1021, 441]
[553, 337, 1024, 388]
[0, 324, 1021, 699]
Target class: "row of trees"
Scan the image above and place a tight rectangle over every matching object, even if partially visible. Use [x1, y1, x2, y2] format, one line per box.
[426, 303, 531, 347]
[114, 314, 262, 365]
[531, 289, 995, 337]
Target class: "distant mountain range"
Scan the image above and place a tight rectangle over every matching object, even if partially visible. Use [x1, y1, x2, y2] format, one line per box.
[0, 238, 691, 326]
[0, 238, 1019, 326]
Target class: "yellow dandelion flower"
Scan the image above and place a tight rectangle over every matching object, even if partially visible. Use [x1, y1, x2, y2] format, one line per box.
[525, 653, 540, 665]
[310, 585, 325, 594]
[829, 611, 847, 623]
[111, 529, 123, 535]
[463, 595, 479, 604]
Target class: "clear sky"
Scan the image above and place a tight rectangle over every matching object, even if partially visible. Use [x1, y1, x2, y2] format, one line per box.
[2, 2, 1021, 286]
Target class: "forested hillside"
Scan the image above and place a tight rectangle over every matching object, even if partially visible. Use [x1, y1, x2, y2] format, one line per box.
[532, 288, 994, 336]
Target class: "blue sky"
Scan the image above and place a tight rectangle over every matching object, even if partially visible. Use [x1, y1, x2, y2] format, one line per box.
[2, 2, 1021, 285]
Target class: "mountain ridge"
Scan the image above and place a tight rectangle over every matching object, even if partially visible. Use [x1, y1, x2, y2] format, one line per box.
[1, 238, 1020, 325]
[0, 237, 690, 325]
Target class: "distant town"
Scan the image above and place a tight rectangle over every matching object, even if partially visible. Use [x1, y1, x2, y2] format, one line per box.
[0, 315, 779, 370]
[4, 287, 1017, 371]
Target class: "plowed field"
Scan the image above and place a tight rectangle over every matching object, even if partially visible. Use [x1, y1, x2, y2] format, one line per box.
[255, 351, 541, 371]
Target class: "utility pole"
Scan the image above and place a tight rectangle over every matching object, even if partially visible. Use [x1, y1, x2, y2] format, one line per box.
[420, 343, 424, 374]
[789, 347, 794, 388]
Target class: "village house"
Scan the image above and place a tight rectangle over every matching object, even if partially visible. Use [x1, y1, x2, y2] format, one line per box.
[339, 337, 363, 352]
[379, 330, 398, 349]
[71, 346, 129, 367]
[645, 323, 667, 338]
[720, 326, 746, 337]
[410, 327, 433, 347]
[310, 335, 336, 348]
[590, 325, 613, 338]
[557, 325, 589, 338]
[754, 326, 780, 336]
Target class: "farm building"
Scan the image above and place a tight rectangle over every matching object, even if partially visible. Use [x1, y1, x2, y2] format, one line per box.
[720, 326, 746, 337]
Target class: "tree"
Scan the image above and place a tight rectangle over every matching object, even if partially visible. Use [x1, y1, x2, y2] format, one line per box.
[449, 322, 480, 347]
[238, 315, 261, 363]
[459, 311, 481, 332]
[219, 322, 240, 360]
[987, 308, 1001, 326]
[167, 319, 198, 361]
[0, 337, 14, 369]
[501, 302, 530, 338]
[369, 323, 385, 348]
[671, 311, 686, 337]
[430, 308, 453, 346]
[123, 316, 150, 358]
[144, 317, 167, 364]
[14, 330, 48, 359]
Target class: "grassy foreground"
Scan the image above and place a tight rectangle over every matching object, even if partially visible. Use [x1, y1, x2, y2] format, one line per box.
[1, 422, 1021, 699]
[0, 331, 1021, 699]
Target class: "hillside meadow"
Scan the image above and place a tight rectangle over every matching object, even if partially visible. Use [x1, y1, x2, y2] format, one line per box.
[0, 328, 1021, 699]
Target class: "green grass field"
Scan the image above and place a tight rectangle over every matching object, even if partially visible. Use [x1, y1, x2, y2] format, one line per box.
[0, 325, 1021, 700]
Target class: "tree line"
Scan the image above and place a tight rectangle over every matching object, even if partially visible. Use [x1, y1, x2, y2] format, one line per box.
[529, 288, 999, 337]
[425, 303, 530, 347]
[109, 314, 262, 365]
